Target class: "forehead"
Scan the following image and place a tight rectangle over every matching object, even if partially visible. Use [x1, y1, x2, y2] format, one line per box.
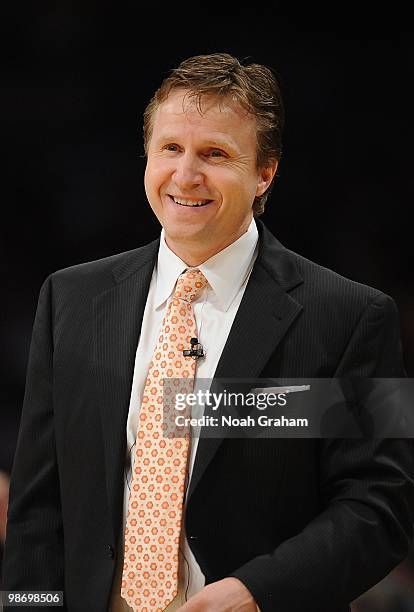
[151, 89, 257, 145]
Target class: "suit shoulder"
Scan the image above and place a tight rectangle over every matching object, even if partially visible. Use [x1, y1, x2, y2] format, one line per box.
[46, 238, 159, 298]
[287, 248, 391, 309]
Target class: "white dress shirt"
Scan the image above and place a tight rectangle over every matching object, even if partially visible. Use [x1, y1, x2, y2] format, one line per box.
[110, 218, 258, 611]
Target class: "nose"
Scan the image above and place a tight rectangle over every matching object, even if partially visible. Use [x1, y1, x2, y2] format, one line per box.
[172, 152, 204, 191]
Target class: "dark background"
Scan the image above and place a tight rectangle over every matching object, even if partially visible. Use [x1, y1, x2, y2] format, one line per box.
[1, 11, 414, 462]
[2, 10, 414, 462]
[1, 10, 413, 605]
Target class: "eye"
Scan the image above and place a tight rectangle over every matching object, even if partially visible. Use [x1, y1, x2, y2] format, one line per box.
[208, 149, 225, 158]
[163, 144, 180, 152]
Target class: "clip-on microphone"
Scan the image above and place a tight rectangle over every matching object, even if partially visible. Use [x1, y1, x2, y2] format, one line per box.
[183, 337, 205, 359]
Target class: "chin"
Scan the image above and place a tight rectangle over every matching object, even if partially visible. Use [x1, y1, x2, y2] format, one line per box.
[167, 226, 204, 241]
[166, 223, 211, 243]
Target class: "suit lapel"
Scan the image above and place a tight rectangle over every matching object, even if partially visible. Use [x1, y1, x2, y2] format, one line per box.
[187, 221, 304, 502]
[93, 240, 159, 540]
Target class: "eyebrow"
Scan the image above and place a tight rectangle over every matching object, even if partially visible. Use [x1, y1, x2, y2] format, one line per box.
[156, 135, 239, 153]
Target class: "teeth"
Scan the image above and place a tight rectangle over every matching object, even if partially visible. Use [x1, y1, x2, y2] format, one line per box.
[172, 196, 211, 207]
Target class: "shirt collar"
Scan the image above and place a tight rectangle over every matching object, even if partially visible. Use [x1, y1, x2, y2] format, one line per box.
[154, 218, 259, 312]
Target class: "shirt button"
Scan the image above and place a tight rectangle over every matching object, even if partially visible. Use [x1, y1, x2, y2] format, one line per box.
[189, 535, 198, 540]
[107, 544, 115, 559]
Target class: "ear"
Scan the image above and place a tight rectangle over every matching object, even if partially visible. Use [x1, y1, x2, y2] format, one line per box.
[256, 160, 279, 197]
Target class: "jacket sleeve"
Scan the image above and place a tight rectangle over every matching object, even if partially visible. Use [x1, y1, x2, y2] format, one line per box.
[229, 293, 414, 612]
[2, 276, 66, 609]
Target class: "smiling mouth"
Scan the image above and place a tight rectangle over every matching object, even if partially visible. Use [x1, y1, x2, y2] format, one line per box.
[168, 195, 213, 207]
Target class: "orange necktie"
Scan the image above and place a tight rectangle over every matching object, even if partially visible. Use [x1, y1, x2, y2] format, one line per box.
[121, 269, 208, 612]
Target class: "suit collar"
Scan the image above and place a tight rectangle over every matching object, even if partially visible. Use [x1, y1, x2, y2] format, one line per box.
[255, 218, 303, 293]
[111, 237, 160, 284]
[110, 219, 303, 293]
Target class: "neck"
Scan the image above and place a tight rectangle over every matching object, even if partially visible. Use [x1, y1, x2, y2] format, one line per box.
[164, 224, 252, 267]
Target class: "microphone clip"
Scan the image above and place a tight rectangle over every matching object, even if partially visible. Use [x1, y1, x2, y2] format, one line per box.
[183, 337, 205, 360]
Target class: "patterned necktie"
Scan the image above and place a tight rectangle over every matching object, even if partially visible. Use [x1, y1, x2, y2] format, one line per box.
[121, 268, 208, 612]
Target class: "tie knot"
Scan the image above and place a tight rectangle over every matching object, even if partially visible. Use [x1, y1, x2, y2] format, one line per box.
[174, 269, 208, 302]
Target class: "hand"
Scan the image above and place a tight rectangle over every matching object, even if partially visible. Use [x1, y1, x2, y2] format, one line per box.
[178, 577, 258, 611]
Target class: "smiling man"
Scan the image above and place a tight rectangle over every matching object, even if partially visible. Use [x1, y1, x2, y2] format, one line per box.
[3, 53, 413, 612]
[143, 88, 276, 266]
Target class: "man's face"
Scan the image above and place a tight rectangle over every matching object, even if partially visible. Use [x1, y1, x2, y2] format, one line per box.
[144, 89, 276, 259]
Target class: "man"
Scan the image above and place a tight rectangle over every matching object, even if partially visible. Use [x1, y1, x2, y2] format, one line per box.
[3, 53, 413, 612]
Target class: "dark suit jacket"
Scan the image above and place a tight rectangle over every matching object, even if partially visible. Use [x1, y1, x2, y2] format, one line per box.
[3, 220, 414, 612]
